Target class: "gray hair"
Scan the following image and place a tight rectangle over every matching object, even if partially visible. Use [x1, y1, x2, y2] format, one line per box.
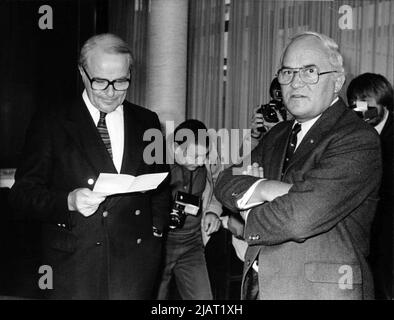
[280, 31, 344, 73]
[78, 33, 133, 68]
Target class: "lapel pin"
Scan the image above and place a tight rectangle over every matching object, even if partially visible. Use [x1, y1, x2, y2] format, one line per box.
[88, 178, 95, 185]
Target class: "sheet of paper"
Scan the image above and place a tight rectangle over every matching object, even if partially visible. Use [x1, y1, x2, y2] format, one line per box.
[93, 172, 168, 196]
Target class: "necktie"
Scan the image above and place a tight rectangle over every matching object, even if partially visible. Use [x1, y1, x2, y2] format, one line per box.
[282, 123, 301, 175]
[97, 111, 113, 158]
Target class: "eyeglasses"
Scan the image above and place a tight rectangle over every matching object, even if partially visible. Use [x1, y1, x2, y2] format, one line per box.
[81, 65, 131, 91]
[277, 65, 338, 85]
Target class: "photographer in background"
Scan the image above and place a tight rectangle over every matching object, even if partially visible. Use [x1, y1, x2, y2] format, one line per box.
[250, 77, 290, 141]
[157, 119, 222, 300]
[347, 73, 394, 300]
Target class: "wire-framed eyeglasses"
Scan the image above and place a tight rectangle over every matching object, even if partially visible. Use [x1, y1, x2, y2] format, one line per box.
[277, 65, 338, 85]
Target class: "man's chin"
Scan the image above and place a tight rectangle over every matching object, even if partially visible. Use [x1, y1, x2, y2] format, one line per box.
[97, 102, 121, 113]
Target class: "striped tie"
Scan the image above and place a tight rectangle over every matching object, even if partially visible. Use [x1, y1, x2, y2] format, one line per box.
[97, 111, 112, 158]
[281, 123, 301, 176]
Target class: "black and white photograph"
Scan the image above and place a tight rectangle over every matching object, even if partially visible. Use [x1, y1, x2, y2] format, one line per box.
[0, 0, 392, 307]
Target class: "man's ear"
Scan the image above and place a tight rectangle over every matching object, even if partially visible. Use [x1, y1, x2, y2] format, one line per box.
[334, 73, 346, 94]
[78, 65, 85, 79]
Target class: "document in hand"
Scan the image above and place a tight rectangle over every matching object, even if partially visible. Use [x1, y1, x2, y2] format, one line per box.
[93, 172, 168, 196]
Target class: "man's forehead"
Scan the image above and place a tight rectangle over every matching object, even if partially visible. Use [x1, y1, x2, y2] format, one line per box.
[282, 36, 330, 67]
[86, 49, 129, 76]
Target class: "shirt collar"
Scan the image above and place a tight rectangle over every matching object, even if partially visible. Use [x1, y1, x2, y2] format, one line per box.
[374, 107, 389, 135]
[82, 90, 123, 124]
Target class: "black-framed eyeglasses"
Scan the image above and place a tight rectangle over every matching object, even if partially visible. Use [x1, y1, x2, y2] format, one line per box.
[276, 65, 338, 85]
[81, 65, 131, 91]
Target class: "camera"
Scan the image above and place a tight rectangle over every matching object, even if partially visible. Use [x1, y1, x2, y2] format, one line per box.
[169, 191, 201, 230]
[350, 100, 378, 121]
[257, 77, 287, 129]
[259, 100, 286, 123]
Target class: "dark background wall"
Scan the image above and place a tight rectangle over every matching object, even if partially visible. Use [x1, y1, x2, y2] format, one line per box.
[0, 0, 108, 168]
[0, 0, 108, 298]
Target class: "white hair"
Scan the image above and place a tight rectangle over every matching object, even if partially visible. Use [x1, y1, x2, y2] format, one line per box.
[280, 31, 344, 73]
[78, 33, 133, 68]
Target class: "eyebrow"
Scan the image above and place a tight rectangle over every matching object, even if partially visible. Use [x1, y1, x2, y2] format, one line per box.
[281, 64, 317, 69]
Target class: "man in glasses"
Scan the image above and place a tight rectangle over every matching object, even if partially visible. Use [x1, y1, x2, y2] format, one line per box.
[9, 33, 170, 299]
[215, 31, 382, 299]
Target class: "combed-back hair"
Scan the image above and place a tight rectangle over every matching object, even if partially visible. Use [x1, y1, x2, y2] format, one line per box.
[280, 31, 344, 73]
[78, 33, 133, 68]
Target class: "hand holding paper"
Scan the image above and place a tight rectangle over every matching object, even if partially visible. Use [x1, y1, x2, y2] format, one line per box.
[93, 172, 168, 196]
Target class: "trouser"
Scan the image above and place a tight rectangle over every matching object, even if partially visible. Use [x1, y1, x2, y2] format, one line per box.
[157, 230, 213, 300]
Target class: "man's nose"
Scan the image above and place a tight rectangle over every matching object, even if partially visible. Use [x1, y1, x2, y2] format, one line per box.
[105, 84, 116, 97]
[291, 72, 306, 89]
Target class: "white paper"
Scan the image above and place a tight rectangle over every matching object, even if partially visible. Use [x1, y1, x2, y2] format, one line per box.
[93, 172, 168, 196]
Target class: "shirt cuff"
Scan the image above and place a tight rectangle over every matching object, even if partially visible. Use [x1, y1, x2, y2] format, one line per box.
[236, 179, 266, 210]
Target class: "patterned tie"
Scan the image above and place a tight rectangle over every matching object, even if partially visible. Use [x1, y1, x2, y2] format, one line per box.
[282, 123, 301, 175]
[97, 111, 112, 159]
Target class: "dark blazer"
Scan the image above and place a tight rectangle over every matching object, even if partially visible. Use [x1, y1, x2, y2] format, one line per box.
[9, 98, 171, 299]
[369, 111, 393, 299]
[215, 98, 382, 300]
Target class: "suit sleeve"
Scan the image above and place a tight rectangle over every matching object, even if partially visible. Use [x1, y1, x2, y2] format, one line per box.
[149, 113, 171, 232]
[8, 112, 71, 225]
[244, 127, 382, 246]
[214, 141, 265, 213]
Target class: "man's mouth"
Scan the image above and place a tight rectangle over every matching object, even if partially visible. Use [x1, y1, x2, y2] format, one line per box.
[290, 94, 308, 99]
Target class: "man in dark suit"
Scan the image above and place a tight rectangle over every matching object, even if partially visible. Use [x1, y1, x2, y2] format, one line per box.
[214, 31, 382, 299]
[9, 33, 170, 299]
[347, 73, 394, 300]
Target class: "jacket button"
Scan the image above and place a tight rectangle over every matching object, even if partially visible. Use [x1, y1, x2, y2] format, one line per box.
[102, 211, 108, 218]
[136, 238, 142, 244]
[135, 210, 141, 216]
[95, 242, 102, 246]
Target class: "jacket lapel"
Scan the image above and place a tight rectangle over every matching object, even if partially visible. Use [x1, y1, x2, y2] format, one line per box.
[120, 102, 143, 176]
[61, 98, 117, 175]
[283, 98, 348, 176]
[265, 122, 293, 181]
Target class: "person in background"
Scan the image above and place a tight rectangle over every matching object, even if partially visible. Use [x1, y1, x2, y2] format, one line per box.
[8, 33, 170, 299]
[157, 119, 222, 300]
[347, 73, 393, 300]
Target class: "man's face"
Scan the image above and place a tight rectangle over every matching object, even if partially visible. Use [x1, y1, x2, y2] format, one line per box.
[281, 37, 344, 123]
[174, 142, 208, 172]
[80, 50, 130, 113]
[349, 96, 386, 127]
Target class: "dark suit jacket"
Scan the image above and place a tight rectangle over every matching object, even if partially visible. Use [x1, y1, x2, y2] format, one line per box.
[9, 98, 171, 299]
[369, 111, 393, 299]
[215, 98, 382, 299]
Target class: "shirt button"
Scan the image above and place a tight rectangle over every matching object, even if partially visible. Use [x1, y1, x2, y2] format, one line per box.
[135, 210, 141, 216]
[102, 211, 108, 218]
[95, 242, 102, 246]
[136, 238, 142, 244]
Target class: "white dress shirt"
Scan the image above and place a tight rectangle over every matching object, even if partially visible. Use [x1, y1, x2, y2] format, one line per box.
[82, 90, 124, 173]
